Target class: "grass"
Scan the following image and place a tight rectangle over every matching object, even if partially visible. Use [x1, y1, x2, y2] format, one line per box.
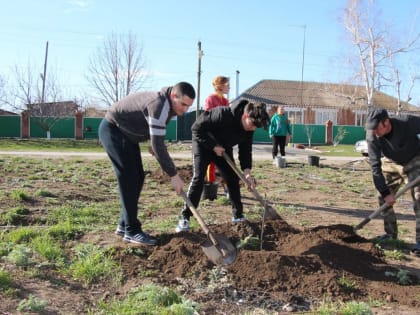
[0, 143, 414, 314]
[0, 138, 363, 157]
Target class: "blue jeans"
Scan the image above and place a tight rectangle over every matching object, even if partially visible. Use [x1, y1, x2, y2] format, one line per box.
[98, 119, 144, 235]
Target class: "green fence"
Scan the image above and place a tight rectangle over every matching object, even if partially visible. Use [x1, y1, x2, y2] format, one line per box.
[0, 114, 367, 145]
[30, 117, 75, 138]
[0, 116, 20, 137]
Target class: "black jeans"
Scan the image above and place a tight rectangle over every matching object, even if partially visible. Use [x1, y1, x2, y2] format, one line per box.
[272, 135, 287, 158]
[182, 144, 243, 220]
[98, 119, 144, 235]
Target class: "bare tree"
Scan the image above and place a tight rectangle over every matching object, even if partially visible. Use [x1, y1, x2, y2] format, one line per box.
[341, 0, 420, 110]
[0, 74, 7, 110]
[86, 31, 148, 107]
[9, 61, 73, 138]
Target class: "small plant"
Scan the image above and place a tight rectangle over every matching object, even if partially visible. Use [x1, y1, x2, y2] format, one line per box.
[95, 284, 198, 315]
[0, 268, 12, 291]
[385, 269, 412, 285]
[31, 234, 65, 263]
[236, 235, 260, 250]
[10, 189, 31, 202]
[17, 294, 48, 313]
[6, 244, 33, 267]
[338, 274, 357, 293]
[35, 189, 56, 198]
[338, 301, 372, 314]
[383, 249, 405, 260]
[68, 243, 122, 285]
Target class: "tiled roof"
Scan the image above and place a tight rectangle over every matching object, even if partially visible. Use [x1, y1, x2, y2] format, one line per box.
[234, 79, 420, 112]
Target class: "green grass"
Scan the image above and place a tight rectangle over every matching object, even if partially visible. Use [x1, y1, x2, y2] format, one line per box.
[0, 139, 363, 157]
[0, 138, 104, 151]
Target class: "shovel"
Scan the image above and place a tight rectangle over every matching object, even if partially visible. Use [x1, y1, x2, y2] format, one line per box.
[354, 176, 420, 231]
[221, 151, 282, 220]
[180, 191, 237, 265]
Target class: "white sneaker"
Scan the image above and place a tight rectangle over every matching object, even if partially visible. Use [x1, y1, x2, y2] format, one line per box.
[232, 216, 247, 223]
[175, 219, 190, 232]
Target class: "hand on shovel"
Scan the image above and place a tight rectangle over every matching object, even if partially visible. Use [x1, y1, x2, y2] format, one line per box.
[244, 171, 256, 191]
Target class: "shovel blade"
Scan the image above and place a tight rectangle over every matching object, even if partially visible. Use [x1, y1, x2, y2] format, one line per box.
[201, 234, 237, 266]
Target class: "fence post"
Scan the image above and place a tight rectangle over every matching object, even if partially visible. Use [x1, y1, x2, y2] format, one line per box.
[21, 111, 30, 139]
[75, 111, 83, 140]
[325, 120, 333, 144]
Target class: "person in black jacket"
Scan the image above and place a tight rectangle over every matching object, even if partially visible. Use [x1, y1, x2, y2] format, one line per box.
[175, 100, 270, 232]
[99, 82, 195, 246]
[365, 108, 420, 256]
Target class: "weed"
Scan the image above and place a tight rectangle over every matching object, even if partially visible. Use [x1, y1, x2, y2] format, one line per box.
[35, 189, 56, 198]
[6, 244, 33, 267]
[236, 235, 261, 250]
[68, 243, 122, 285]
[338, 274, 357, 293]
[383, 249, 405, 260]
[385, 269, 412, 285]
[0, 206, 30, 225]
[94, 284, 198, 315]
[31, 234, 65, 263]
[6, 226, 41, 243]
[17, 294, 48, 313]
[338, 301, 372, 314]
[0, 268, 12, 291]
[9, 189, 31, 202]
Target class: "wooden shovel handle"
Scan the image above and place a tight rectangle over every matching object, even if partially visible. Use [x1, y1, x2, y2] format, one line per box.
[354, 176, 420, 231]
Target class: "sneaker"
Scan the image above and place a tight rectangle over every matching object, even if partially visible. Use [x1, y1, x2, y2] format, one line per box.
[232, 216, 247, 223]
[115, 225, 125, 236]
[123, 232, 157, 246]
[175, 219, 190, 233]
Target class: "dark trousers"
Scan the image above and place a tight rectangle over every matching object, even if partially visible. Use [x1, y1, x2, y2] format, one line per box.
[380, 157, 420, 243]
[272, 135, 287, 158]
[182, 144, 243, 220]
[99, 119, 144, 235]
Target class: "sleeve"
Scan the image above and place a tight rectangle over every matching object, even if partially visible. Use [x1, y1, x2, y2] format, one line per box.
[268, 116, 275, 137]
[148, 99, 177, 177]
[238, 132, 253, 171]
[367, 132, 390, 197]
[191, 111, 219, 151]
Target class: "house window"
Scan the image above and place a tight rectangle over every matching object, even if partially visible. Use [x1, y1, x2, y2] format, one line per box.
[285, 109, 303, 124]
[354, 111, 367, 126]
[315, 110, 337, 125]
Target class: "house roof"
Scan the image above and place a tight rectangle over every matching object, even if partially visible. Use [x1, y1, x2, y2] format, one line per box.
[0, 109, 18, 116]
[235, 79, 420, 113]
[27, 101, 79, 117]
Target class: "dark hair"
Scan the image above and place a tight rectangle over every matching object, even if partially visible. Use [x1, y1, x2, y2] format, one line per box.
[245, 102, 270, 130]
[173, 82, 196, 99]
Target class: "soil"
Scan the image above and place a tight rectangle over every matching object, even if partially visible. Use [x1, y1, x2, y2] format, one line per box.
[0, 153, 419, 314]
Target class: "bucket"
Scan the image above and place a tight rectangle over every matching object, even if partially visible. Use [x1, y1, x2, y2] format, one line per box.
[307, 155, 320, 167]
[275, 156, 286, 168]
[203, 182, 218, 200]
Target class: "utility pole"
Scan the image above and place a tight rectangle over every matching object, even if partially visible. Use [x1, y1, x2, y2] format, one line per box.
[235, 70, 240, 98]
[196, 41, 203, 119]
[300, 25, 306, 108]
[41, 41, 49, 105]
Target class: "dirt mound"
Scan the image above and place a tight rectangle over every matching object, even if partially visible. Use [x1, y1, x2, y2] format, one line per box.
[111, 219, 419, 311]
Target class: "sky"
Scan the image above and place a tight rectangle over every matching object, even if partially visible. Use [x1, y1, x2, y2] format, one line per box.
[1, 0, 419, 110]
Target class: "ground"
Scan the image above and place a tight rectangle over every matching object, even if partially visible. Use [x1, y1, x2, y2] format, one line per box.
[0, 151, 419, 314]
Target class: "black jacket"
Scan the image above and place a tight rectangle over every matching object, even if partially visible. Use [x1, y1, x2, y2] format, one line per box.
[367, 115, 420, 196]
[191, 101, 253, 171]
